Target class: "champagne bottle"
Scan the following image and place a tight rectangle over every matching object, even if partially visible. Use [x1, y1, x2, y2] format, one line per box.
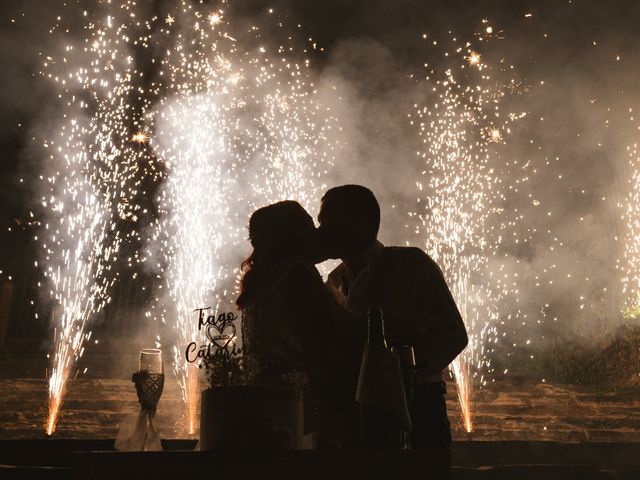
[360, 306, 403, 449]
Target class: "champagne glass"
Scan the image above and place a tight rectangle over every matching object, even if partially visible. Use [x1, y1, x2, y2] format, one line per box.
[139, 348, 163, 374]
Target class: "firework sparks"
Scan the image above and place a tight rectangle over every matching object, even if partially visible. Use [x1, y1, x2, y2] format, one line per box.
[40, 1, 167, 434]
[410, 37, 526, 432]
[38, 0, 339, 436]
[132, 1, 336, 433]
[489, 128, 503, 143]
[620, 142, 640, 318]
[209, 12, 223, 26]
[131, 132, 150, 144]
[27, 0, 640, 442]
[40, 1, 536, 438]
[41, 0, 338, 435]
[467, 51, 482, 66]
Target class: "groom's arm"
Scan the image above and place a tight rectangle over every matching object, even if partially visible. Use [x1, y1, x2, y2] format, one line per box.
[326, 264, 366, 340]
[406, 249, 468, 377]
[278, 261, 362, 380]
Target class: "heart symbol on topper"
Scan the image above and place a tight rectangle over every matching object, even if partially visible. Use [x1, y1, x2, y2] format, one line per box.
[206, 320, 237, 351]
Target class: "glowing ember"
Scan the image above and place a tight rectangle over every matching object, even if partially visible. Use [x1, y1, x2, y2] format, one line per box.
[489, 128, 502, 143]
[209, 13, 223, 26]
[467, 51, 481, 66]
[131, 132, 150, 144]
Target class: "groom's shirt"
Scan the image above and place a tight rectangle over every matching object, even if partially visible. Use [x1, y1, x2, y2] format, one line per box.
[326, 241, 468, 384]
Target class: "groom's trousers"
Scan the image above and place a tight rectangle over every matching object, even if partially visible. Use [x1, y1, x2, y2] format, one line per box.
[409, 381, 452, 449]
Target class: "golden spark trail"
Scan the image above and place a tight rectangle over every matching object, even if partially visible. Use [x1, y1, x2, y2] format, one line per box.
[410, 39, 526, 432]
[41, 1, 167, 434]
[145, 2, 338, 433]
[620, 142, 640, 319]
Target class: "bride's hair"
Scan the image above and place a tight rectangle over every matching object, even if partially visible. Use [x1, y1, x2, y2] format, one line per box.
[236, 201, 314, 309]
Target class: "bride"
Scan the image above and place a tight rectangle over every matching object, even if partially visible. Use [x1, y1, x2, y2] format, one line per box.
[237, 200, 362, 447]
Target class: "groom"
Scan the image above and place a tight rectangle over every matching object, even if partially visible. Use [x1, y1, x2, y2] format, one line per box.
[317, 184, 468, 450]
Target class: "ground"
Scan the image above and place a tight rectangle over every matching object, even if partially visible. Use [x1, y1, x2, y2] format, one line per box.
[2, 349, 639, 441]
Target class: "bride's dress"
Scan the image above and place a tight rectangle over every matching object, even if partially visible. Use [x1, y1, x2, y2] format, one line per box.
[241, 256, 361, 399]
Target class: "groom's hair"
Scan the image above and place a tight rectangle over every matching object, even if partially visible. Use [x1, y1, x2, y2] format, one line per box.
[321, 184, 380, 236]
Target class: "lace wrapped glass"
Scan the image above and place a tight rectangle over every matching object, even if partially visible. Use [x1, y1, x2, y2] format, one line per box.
[115, 349, 164, 451]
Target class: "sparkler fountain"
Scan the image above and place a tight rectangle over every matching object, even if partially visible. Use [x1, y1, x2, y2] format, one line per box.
[620, 142, 640, 319]
[409, 36, 526, 432]
[128, 2, 337, 434]
[153, 93, 234, 434]
[40, 2, 161, 434]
